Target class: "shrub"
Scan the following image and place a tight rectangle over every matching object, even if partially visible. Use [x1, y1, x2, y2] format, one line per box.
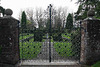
[91, 61, 100, 67]
[52, 32, 62, 41]
[34, 30, 43, 42]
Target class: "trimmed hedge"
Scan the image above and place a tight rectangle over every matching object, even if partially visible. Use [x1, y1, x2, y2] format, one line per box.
[34, 30, 43, 42]
[52, 32, 62, 41]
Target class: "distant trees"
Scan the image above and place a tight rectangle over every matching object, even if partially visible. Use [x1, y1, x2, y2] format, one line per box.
[35, 8, 44, 29]
[18, 6, 70, 31]
[49, 7, 67, 30]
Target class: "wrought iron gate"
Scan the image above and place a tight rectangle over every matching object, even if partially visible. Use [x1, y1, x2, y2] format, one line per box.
[19, 4, 81, 63]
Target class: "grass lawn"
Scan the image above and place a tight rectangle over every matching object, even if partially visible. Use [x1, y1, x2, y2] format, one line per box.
[19, 33, 34, 40]
[62, 33, 71, 39]
[91, 61, 100, 67]
[20, 38, 42, 59]
[54, 42, 74, 57]
[53, 33, 75, 57]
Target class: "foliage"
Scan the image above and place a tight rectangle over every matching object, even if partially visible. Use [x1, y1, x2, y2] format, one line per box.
[20, 39, 42, 59]
[19, 28, 80, 59]
[38, 18, 44, 29]
[76, 0, 100, 5]
[75, 0, 100, 20]
[65, 13, 73, 30]
[91, 61, 100, 67]
[51, 29, 63, 41]
[26, 20, 34, 29]
[62, 33, 71, 39]
[76, 5, 82, 15]
[56, 17, 62, 30]
[54, 42, 74, 57]
[53, 29, 80, 57]
[21, 11, 27, 29]
[0, 6, 5, 16]
[52, 32, 62, 41]
[34, 29, 43, 42]
[20, 33, 34, 40]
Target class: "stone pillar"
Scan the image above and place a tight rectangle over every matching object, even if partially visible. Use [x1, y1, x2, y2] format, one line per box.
[80, 9, 100, 65]
[0, 9, 20, 65]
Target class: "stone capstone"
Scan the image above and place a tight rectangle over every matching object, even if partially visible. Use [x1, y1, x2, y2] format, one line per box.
[87, 9, 95, 17]
[5, 9, 13, 16]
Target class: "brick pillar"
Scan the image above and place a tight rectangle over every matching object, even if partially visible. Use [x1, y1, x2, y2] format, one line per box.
[80, 9, 100, 65]
[0, 9, 20, 65]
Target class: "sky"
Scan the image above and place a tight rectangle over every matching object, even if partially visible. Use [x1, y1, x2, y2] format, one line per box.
[1, 0, 79, 19]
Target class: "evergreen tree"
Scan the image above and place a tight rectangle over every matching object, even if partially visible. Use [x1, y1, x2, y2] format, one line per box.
[65, 13, 73, 30]
[0, 6, 5, 16]
[21, 11, 27, 29]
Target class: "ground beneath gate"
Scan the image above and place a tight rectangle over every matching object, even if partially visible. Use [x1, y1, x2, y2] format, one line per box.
[18, 65, 81, 67]
[17, 62, 81, 67]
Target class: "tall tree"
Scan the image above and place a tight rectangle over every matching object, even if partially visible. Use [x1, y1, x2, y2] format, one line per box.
[65, 13, 73, 30]
[26, 8, 34, 22]
[35, 8, 44, 29]
[21, 11, 27, 29]
[52, 7, 67, 30]
[0, 6, 5, 16]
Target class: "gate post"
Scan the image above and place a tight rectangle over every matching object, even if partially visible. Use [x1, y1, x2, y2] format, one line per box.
[0, 9, 20, 66]
[80, 9, 100, 65]
[49, 4, 52, 62]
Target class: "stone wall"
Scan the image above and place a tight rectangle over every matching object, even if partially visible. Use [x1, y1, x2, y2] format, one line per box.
[80, 10, 100, 65]
[0, 9, 20, 65]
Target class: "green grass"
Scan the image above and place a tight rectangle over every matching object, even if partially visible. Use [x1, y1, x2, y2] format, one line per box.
[53, 33, 74, 57]
[54, 42, 74, 57]
[51, 38, 54, 42]
[20, 33, 34, 40]
[62, 33, 71, 39]
[20, 39, 42, 59]
[91, 61, 100, 67]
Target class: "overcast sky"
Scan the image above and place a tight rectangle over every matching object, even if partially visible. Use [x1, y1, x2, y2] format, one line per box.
[1, 0, 79, 19]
